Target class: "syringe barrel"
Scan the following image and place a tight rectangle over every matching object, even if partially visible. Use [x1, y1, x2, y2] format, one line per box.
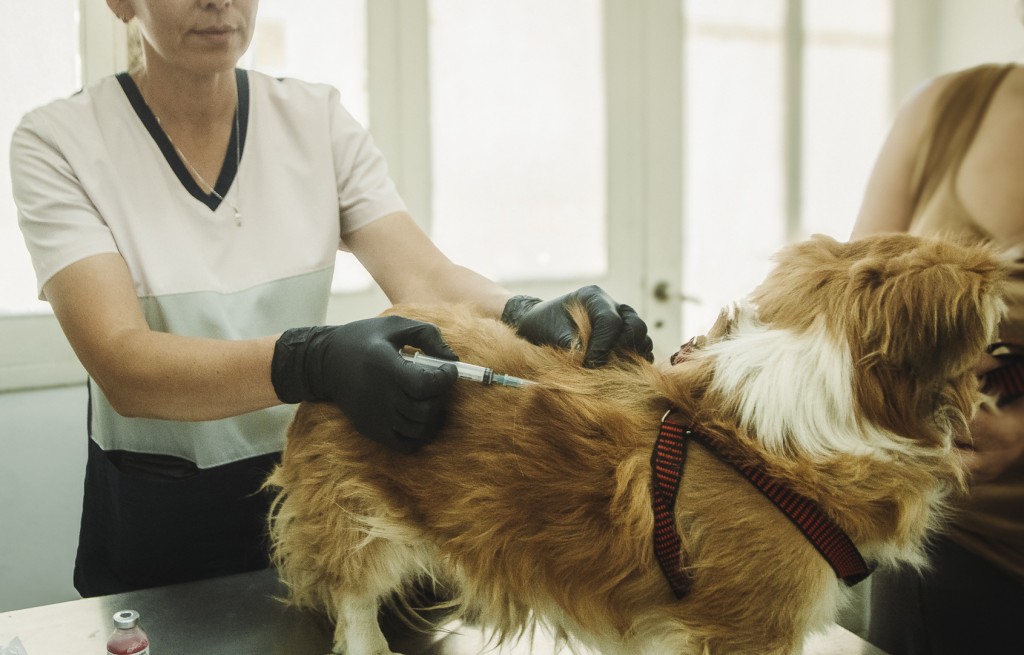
[403, 351, 493, 385]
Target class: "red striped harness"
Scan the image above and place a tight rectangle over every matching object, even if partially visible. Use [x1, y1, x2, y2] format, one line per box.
[652, 339, 873, 599]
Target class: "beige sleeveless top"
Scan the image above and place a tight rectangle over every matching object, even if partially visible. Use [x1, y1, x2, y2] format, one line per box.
[908, 63, 1024, 585]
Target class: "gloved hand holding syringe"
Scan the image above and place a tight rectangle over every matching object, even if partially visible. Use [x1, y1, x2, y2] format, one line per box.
[401, 348, 535, 388]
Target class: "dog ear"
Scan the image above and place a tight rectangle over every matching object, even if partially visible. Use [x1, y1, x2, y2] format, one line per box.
[845, 237, 1004, 377]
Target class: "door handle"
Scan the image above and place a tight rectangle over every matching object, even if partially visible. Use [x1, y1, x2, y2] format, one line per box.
[652, 280, 700, 304]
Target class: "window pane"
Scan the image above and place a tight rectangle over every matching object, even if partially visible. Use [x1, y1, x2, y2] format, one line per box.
[682, 0, 787, 338]
[687, 0, 785, 28]
[247, 0, 371, 292]
[428, 0, 606, 282]
[801, 0, 891, 240]
[248, 0, 368, 124]
[805, 0, 890, 34]
[1, 1, 79, 314]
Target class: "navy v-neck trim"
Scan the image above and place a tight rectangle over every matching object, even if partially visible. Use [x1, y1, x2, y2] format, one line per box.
[117, 69, 250, 212]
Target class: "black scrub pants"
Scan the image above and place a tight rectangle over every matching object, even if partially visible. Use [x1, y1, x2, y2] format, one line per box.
[868, 535, 1024, 655]
[74, 437, 280, 597]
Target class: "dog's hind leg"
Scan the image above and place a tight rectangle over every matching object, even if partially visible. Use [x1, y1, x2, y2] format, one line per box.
[327, 538, 433, 655]
[330, 577, 413, 655]
[331, 592, 395, 655]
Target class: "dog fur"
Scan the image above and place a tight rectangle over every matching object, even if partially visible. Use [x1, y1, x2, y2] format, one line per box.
[266, 233, 1006, 655]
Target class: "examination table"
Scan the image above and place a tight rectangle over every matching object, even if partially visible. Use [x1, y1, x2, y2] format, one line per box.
[1, 567, 889, 654]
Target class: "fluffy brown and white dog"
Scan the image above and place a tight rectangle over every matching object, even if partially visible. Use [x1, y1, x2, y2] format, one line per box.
[266, 233, 1006, 655]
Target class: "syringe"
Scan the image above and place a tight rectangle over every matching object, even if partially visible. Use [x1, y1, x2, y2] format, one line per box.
[401, 350, 536, 388]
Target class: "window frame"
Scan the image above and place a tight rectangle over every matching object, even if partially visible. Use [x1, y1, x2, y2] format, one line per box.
[0, 1, 129, 392]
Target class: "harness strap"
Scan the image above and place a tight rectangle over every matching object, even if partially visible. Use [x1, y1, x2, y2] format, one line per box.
[651, 414, 873, 599]
[650, 419, 693, 599]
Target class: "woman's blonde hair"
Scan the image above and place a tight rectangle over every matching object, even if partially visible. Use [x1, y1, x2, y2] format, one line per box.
[126, 21, 143, 71]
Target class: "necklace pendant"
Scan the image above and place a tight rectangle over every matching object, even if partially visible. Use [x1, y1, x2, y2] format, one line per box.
[234, 209, 242, 227]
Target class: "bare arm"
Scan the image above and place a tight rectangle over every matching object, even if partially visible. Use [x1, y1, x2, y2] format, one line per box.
[967, 353, 1024, 482]
[44, 253, 282, 421]
[344, 211, 654, 365]
[345, 211, 512, 316]
[850, 77, 950, 240]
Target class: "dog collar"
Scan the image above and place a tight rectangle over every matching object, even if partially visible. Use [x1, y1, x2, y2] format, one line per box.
[651, 411, 874, 599]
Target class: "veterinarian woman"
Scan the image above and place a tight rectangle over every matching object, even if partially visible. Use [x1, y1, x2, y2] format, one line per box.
[850, 57, 1024, 654]
[10, 0, 653, 598]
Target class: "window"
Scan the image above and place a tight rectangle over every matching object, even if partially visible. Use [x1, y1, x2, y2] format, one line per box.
[247, 0, 368, 125]
[801, 0, 891, 238]
[0, 1, 80, 315]
[680, 0, 892, 337]
[427, 0, 606, 283]
[682, 0, 787, 337]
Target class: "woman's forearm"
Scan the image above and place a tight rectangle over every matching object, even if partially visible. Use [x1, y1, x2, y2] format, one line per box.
[90, 330, 283, 421]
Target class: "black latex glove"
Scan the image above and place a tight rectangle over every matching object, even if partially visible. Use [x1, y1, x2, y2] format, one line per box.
[501, 285, 654, 367]
[271, 316, 458, 453]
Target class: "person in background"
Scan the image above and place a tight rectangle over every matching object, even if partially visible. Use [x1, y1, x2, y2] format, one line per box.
[10, 0, 652, 598]
[850, 45, 1024, 655]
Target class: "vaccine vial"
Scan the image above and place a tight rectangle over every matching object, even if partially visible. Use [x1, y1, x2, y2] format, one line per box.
[106, 609, 151, 655]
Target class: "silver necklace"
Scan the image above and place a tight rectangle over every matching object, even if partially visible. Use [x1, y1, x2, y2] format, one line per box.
[157, 110, 243, 227]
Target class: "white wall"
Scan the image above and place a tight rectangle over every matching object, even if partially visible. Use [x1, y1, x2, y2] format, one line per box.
[891, 0, 1023, 108]
[0, 385, 87, 612]
[936, 0, 1024, 72]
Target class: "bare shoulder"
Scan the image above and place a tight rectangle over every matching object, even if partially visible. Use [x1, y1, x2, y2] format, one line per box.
[892, 68, 971, 132]
[849, 71, 954, 238]
[888, 65, 1018, 135]
[956, 64, 1024, 242]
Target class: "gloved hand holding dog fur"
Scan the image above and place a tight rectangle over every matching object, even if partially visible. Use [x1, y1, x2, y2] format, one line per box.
[502, 285, 654, 367]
